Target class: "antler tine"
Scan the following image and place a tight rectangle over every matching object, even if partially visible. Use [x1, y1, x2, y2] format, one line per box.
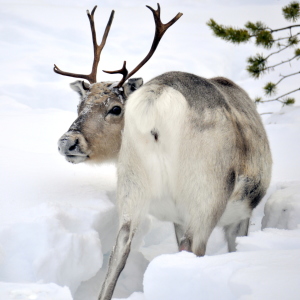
[103, 61, 128, 84]
[54, 7, 115, 84]
[88, 7, 115, 83]
[113, 3, 182, 87]
[53, 64, 91, 82]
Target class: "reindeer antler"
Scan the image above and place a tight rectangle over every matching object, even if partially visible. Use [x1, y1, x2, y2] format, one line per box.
[103, 61, 128, 85]
[54, 6, 114, 84]
[105, 4, 183, 88]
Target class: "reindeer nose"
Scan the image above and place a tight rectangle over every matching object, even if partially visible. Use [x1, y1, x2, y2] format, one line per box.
[58, 135, 80, 155]
[68, 139, 79, 152]
[57, 132, 89, 164]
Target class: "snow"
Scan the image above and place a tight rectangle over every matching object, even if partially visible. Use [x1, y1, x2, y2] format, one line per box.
[1, 0, 300, 300]
[144, 249, 300, 300]
[0, 282, 73, 300]
[262, 183, 300, 230]
[0, 203, 103, 293]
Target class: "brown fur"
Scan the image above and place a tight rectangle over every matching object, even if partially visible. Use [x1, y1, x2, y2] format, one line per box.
[58, 82, 125, 164]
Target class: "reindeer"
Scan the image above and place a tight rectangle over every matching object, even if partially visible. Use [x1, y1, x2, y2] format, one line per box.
[55, 4, 272, 300]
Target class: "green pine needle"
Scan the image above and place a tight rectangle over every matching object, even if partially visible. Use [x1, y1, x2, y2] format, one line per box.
[255, 30, 274, 49]
[207, 19, 250, 43]
[207, 19, 226, 38]
[254, 97, 262, 103]
[264, 82, 277, 96]
[282, 1, 300, 22]
[288, 36, 299, 46]
[245, 21, 267, 34]
[247, 54, 266, 78]
[289, 36, 299, 46]
[284, 97, 296, 105]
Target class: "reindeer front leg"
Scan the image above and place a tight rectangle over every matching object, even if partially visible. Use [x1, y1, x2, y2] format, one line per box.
[99, 198, 148, 300]
[98, 221, 135, 300]
[99, 146, 150, 299]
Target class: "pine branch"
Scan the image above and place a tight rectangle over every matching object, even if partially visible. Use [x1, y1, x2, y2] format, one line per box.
[273, 32, 300, 46]
[264, 54, 298, 70]
[208, 20, 300, 48]
[259, 87, 300, 103]
[264, 71, 300, 97]
[269, 24, 300, 33]
[248, 48, 300, 78]
[264, 44, 291, 60]
[274, 32, 300, 42]
[208, 1, 300, 110]
[275, 70, 300, 85]
[206, 19, 251, 43]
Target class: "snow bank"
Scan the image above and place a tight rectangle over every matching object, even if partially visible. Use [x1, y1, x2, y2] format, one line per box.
[0, 202, 103, 294]
[237, 226, 300, 252]
[114, 292, 145, 300]
[266, 105, 300, 125]
[262, 183, 300, 230]
[144, 249, 300, 300]
[0, 282, 72, 300]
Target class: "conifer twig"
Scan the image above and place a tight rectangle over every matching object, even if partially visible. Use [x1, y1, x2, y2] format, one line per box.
[275, 71, 300, 86]
[260, 88, 300, 103]
[263, 54, 298, 71]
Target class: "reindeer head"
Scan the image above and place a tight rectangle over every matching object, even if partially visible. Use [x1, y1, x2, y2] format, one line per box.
[56, 5, 182, 164]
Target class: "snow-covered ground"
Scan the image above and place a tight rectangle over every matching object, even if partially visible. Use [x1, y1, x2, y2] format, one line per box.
[1, 0, 300, 299]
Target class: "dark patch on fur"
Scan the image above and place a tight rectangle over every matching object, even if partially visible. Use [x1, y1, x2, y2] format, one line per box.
[69, 114, 86, 132]
[226, 169, 236, 196]
[211, 77, 235, 87]
[77, 100, 87, 115]
[250, 190, 264, 209]
[151, 129, 159, 141]
[235, 120, 249, 159]
[243, 178, 265, 209]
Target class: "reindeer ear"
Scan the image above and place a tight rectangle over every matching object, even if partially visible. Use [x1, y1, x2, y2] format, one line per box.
[123, 78, 143, 98]
[70, 80, 90, 100]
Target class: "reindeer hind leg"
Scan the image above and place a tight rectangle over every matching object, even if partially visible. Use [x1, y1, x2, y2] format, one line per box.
[224, 217, 249, 252]
[174, 223, 192, 252]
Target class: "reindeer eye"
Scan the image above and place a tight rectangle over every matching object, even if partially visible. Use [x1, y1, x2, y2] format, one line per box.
[109, 106, 122, 116]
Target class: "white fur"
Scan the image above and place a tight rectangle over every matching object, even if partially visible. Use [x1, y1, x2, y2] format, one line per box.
[119, 85, 188, 223]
